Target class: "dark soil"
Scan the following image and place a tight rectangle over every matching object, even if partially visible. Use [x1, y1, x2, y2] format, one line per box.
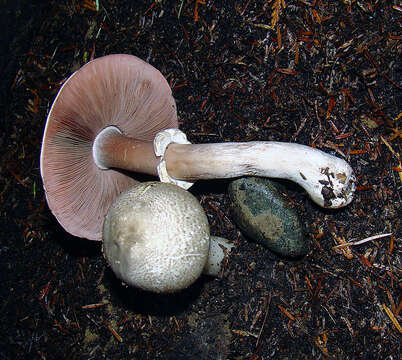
[1, 1, 401, 359]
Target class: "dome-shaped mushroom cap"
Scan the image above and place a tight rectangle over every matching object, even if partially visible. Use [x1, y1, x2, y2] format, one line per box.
[103, 182, 210, 293]
[40, 54, 177, 240]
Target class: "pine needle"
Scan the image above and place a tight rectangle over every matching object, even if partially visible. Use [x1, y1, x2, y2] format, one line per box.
[332, 233, 393, 249]
[271, 0, 285, 29]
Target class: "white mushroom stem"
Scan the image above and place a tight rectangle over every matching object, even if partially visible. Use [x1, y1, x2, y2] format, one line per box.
[165, 142, 356, 209]
[204, 236, 234, 277]
[93, 126, 356, 209]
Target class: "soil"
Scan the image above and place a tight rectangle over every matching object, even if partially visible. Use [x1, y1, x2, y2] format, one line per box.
[0, 1, 400, 359]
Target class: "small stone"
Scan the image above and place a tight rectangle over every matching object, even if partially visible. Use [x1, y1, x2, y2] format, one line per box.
[228, 177, 308, 258]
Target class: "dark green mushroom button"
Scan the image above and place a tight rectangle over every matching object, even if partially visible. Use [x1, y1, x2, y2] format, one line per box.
[228, 177, 308, 258]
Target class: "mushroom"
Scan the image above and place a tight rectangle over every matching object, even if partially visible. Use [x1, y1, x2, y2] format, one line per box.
[40, 54, 356, 240]
[102, 181, 233, 293]
[40, 54, 177, 240]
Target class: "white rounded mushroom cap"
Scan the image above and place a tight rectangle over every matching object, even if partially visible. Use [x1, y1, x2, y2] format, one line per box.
[103, 182, 210, 293]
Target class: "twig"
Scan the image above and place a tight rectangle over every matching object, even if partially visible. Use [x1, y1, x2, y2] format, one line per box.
[332, 233, 392, 249]
[382, 304, 402, 333]
[103, 320, 123, 342]
[178, 0, 184, 19]
[256, 293, 272, 349]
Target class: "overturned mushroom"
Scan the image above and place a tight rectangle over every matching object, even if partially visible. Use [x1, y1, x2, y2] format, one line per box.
[40, 54, 177, 240]
[40, 54, 356, 240]
[102, 181, 233, 293]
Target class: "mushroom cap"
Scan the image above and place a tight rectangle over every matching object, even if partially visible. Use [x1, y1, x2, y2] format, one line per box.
[102, 182, 210, 293]
[40, 54, 177, 240]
